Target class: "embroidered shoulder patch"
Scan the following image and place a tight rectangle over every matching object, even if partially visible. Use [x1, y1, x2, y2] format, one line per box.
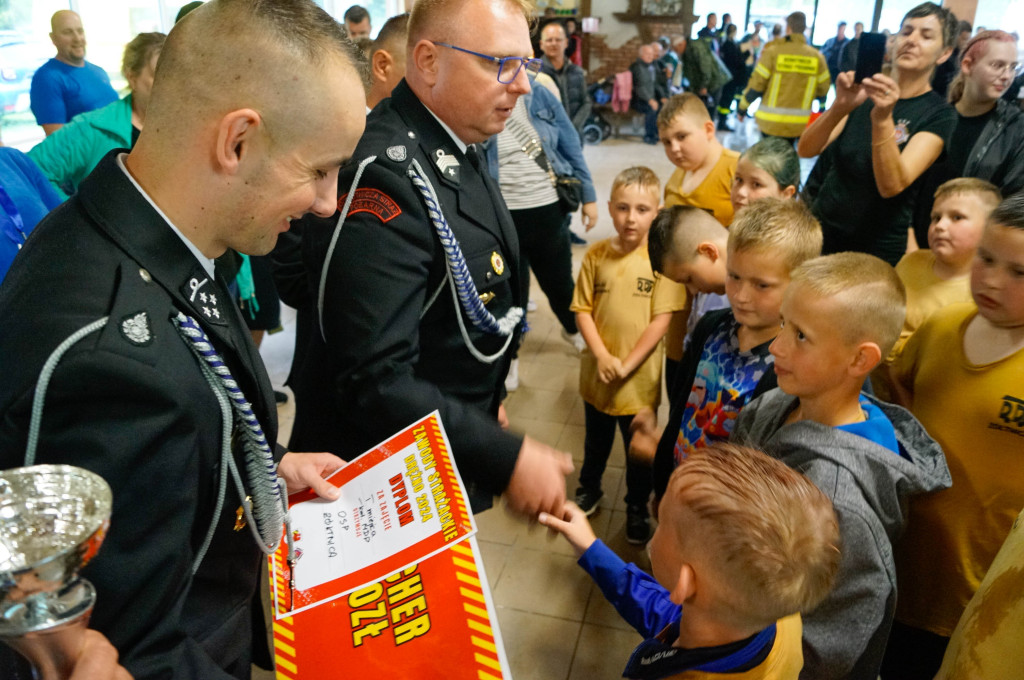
[338, 188, 402, 223]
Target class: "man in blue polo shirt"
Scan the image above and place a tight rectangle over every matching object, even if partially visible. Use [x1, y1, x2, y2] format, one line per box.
[30, 10, 118, 136]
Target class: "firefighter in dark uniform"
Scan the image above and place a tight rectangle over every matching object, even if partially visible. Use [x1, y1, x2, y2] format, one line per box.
[291, 0, 572, 516]
[0, 1, 363, 677]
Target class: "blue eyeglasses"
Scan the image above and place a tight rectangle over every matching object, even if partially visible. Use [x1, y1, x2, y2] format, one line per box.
[431, 42, 542, 84]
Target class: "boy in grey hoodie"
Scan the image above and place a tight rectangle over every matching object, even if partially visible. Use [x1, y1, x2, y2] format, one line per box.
[732, 253, 951, 680]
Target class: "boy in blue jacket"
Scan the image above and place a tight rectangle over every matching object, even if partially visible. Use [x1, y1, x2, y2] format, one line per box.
[540, 442, 840, 680]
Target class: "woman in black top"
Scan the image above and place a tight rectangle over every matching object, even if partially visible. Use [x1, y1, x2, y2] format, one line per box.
[911, 30, 1024, 243]
[798, 2, 958, 266]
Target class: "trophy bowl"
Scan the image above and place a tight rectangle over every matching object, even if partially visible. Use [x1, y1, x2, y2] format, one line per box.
[0, 464, 113, 679]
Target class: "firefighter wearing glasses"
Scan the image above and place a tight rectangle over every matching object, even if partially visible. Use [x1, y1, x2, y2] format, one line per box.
[290, 0, 574, 518]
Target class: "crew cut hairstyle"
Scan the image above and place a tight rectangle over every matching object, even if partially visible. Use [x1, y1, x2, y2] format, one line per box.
[343, 4, 369, 23]
[408, 0, 535, 46]
[988, 192, 1024, 231]
[657, 92, 711, 129]
[790, 252, 907, 357]
[901, 2, 959, 49]
[150, 0, 369, 135]
[728, 198, 822, 271]
[786, 11, 807, 34]
[648, 205, 725, 274]
[371, 12, 410, 58]
[664, 443, 841, 629]
[933, 177, 1002, 211]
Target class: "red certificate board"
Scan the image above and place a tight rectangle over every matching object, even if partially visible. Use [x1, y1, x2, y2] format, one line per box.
[270, 412, 476, 617]
[267, 536, 510, 679]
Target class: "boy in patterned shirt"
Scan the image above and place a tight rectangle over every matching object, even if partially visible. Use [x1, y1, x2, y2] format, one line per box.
[644, 198, 822, 501]
[570, 166, 688, 544]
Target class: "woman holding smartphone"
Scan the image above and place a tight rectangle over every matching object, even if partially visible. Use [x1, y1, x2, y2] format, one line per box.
[911, 30, 1024, 242]
[798, 2, 959, 266]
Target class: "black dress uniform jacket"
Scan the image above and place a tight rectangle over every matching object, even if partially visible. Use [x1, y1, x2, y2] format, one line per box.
[0, 152, 278, 679]
[291, 80, 523, 511]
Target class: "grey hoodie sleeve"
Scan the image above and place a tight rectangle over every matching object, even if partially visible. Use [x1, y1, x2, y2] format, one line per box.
[800, 505, 895, 680]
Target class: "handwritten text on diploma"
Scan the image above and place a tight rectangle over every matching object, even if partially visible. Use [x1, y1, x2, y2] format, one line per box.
[289, 424, 463, 591]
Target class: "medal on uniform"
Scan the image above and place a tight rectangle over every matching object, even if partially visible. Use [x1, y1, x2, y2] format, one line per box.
[490, 251, 504, 276]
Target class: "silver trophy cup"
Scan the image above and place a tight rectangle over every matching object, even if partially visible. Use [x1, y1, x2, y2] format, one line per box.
[0, 465, 112, 680]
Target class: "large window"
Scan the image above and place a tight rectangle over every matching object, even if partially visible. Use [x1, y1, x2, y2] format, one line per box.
[691, 0, 749, 36]
[810, 5, 875, 47]
[1, 0, 404, 149]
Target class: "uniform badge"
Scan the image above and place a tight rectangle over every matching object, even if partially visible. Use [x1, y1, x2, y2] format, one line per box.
[386, 145, 407, 162]
[490, 251, 505, 276]
[182, 274, 226, 324]
[434, 148, 460, 183]
[120, 312, 152, 345]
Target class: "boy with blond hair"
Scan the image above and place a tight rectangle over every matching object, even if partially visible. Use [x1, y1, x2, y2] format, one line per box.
[882, 194, 1024, 679]
[571, 167, 688, 543]
[646, 198, 822, 499]
[539, 442, 842, 679]
[893, 178, 1002, 356]
[733, 252, 951, 680]
[873, 178, 1001, 400]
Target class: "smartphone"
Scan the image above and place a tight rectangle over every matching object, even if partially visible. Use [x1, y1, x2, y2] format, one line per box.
[854, 32, 888, 83]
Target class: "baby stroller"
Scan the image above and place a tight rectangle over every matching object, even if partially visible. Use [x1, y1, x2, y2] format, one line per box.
[580, 77, 613, 145]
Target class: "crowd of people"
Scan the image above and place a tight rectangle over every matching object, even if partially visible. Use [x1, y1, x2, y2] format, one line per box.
[0, 0, 1022, 679]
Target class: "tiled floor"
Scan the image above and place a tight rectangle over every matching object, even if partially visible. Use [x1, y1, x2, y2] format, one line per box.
[255, 123, 752, 679]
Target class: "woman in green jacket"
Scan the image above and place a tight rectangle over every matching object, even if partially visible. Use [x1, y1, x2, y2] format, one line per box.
[28, 32, 165, 198]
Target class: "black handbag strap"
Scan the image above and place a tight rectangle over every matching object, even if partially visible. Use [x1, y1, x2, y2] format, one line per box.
[505, 111, 559, 186]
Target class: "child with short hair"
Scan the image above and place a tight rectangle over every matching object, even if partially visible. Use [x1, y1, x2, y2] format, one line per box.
[647, 198, 822, 499]
[658, 93, 741, 385]
[892, 177, 1002, 357]
[873, 178, 1001, 400]
[658, 93, 740, 225]
[732, 252, 952, 680]
[662, 136, 802, 395]
[881, 193, 1024, 680]
[570, 167, 688, 544]
[539, 442, 842, 680]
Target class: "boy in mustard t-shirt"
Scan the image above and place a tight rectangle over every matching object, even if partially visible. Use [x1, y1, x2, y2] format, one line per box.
[539, 442, 841, 680]
[658, 93, 740, 226]
[657, 93, 740, 390]
[882, 193, 1024, 680]
[570, 167, 688, 544]
[872, 178, 1001, 400]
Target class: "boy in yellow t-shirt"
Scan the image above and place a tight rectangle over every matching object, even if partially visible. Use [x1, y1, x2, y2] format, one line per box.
[658, 93, 740, 226]
[657, 93, 739, 390]
[570, 167, 687, 544]
[893, 178, 1001, 357]
[882, 193, 1024, 680]
[539, 442, 841, 680]
[873, 178, 1001, 400]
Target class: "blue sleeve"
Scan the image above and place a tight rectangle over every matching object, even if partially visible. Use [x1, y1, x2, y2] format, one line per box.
[537, 86, 597, 203]
[578, 540, 681, 637]
[30, 67, 67, 125]
[12, 148, 64, 209]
